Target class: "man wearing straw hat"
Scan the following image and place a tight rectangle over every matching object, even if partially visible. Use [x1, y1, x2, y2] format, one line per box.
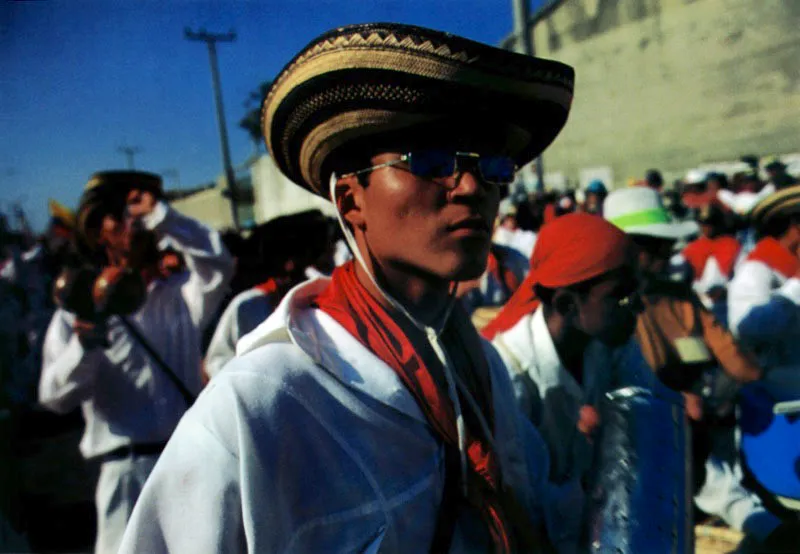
[120, 22, 576, 553]
[728, 185, 800, 379]
[38, 170, 234, 554]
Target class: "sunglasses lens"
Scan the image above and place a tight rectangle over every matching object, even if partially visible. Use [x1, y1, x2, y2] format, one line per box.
[408, 150, 457, 179]
[479, 156, 516, 184]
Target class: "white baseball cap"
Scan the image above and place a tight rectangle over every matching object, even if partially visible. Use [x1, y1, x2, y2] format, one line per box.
[604, 187, 699, 239]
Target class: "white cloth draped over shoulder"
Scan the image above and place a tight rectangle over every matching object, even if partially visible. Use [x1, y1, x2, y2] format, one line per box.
[119, 277, 568, 553]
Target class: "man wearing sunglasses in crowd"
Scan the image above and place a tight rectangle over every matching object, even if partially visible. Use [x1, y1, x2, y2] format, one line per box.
[120, 23, 578, 553]
[38, 170, 234, 554]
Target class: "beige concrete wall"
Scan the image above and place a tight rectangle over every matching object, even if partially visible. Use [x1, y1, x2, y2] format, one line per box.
[170, 186, 235, 231]
[531, 0, 800, 186]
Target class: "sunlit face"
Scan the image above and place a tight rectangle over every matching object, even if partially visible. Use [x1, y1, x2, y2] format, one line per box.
[353, 151, 502, 282]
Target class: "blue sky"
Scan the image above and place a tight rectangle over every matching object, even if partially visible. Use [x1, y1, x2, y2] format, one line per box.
[1, 0, 545, 231]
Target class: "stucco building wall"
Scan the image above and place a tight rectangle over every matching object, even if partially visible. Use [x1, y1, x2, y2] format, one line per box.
[528, 0, 800, 186]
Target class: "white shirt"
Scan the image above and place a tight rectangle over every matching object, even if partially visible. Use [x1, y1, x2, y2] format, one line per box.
[204, 287, 277, 379]
[38, 202, 234, 458]
[119, 278, 564, 553]
[492, 308, 625, 483]
[492, 227, 537, 259]
[492, 306, 664, 476]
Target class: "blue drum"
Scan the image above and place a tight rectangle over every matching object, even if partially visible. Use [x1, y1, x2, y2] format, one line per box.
[584, 385, 693, 554]
[739, 383, 800, 510]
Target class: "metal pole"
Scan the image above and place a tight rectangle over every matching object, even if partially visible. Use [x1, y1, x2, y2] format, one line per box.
[185, 28, 241, 230]
[511, 0, 546, 192]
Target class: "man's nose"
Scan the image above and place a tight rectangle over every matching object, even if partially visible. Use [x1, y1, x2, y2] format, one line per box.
[450, 169, 489, 197]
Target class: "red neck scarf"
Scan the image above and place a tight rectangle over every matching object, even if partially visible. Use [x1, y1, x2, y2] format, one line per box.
[482, 213, 632, 340]
[747, 237, 800, 278]
[682, 236, 714, 280]
[314, 261, 523, 552]
[683, 235, 741, 279]
[711, 236, 741, 278]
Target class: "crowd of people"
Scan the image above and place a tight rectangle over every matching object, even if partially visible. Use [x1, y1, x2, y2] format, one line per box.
[1, 21, 799, 554]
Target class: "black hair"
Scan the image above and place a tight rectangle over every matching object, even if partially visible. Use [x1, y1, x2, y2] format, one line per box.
[645, 169, 663, 187]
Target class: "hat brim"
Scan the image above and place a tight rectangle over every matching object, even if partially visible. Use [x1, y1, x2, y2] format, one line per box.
[625, 221, 699, 240]
[262, 23, 574, 197]
[750, 185, 800, 228]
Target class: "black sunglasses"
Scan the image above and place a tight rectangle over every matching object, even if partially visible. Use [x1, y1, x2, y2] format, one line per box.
[340, 149, 517, 186]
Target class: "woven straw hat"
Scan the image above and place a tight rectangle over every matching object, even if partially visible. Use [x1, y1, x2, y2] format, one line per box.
[261, 22, 575, 197]
[750, 184, 800, 229]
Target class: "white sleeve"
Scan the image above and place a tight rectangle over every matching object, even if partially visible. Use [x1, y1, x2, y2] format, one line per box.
[141, 201, 235, 330]
[728, 261, 774, 335]
[777, 277, 800, 305]
[38, 310, 106, 413]
[204, 297, 243, 379]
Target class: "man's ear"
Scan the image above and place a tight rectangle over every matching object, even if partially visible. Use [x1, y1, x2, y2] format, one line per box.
[551, 288, 576, 317]
[334, 175, 366, 231]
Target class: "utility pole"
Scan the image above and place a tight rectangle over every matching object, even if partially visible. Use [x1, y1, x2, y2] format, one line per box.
[511, 0, 546, 192]
[184, 27, 240, 231]
[118, 145, 142, 169]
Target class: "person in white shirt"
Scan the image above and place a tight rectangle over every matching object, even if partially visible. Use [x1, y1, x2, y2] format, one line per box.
[483, 213, 649, 478]
[728, 185, 800, 381]
[38, 170, 234, 554]
[483, 213, 664, 552]
[119, 22, 577, 553]
[205, 210, 334, 378]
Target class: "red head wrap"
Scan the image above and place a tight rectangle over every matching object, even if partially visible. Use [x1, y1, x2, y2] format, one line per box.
[481, 213, 632, 339]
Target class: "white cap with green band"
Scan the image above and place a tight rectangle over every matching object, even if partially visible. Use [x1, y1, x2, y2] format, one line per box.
[604, 187, 699, 239]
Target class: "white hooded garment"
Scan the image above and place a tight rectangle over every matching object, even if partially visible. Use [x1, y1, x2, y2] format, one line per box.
[119, 277, 565, 553]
